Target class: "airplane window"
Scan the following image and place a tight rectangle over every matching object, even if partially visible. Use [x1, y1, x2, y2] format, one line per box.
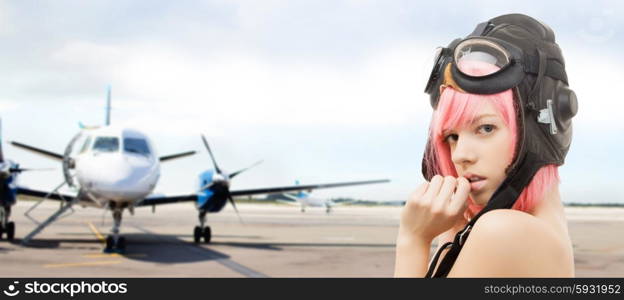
[92, 137, 119, 152]
[124, 138, 150, 155]
[79, 136, 92, 153]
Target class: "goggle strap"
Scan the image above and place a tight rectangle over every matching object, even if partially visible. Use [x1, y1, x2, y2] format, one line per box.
[528, 49, 548, 102]
[469, 21, 494, 37]
[524, 53, 568, 85]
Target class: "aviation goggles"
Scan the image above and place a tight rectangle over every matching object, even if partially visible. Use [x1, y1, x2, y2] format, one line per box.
[424, 36, 568, 107]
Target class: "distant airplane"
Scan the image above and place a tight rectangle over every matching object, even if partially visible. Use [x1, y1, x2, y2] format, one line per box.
[10, 87, 390, 252]
[268, 180, 344, 214]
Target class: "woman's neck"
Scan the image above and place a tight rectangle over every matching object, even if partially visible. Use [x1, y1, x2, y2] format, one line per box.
[529, 186, 569, 236]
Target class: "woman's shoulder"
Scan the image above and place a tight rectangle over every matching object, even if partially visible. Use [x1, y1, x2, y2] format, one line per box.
[447, 209, 574, 277]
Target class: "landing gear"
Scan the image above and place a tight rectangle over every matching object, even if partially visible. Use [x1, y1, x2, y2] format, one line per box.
[105, 236, 114, 250]
[193, 225, 212, 243]
[5, 222, 14, 241]
[104, 235, 126, 253]
[203, 226, 211, 243]
[103, 208, 126, 253]
[194, 210, 212, 244]
[194, 226, 201, 243]
[117, 237, 126, 250]
[0, 207, 14, 241]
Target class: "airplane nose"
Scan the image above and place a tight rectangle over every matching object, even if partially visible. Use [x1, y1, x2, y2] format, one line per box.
[76, 154, 157, 199]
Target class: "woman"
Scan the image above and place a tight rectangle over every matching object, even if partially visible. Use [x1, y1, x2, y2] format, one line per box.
[394, 14, 578, 277]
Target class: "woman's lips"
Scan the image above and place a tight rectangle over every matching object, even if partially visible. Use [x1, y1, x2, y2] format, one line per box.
[463, 173, 487, 192]
[469, 179, 486, 192]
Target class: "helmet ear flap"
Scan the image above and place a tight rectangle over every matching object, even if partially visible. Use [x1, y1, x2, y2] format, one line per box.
[549, 80, 577, 135]
[556, 85, 578, 122]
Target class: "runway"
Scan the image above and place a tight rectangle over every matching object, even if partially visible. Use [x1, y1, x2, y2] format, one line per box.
[1, 201, 623, 277]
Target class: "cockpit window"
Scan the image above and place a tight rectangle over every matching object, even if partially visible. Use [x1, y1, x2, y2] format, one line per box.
[79, 136, 92, 154]
[92, 137, 119, 152]
[124, 138, 150, 155]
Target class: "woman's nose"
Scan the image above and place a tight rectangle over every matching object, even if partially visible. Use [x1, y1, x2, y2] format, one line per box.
[451, 136, 477, 166]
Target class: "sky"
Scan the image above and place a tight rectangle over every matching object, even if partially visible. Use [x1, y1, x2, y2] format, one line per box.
[1, 0, 623, 204]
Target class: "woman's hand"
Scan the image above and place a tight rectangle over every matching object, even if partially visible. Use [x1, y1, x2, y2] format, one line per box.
[398, 175, 471, 243]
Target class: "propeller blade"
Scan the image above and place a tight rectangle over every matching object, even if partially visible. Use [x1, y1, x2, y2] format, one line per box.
[229, 160, 263, 179]
[10, 167, 55, 173]
[197, 181, 215, 192]
[227, 195, 244, 224]
[201, 134, 222, 174]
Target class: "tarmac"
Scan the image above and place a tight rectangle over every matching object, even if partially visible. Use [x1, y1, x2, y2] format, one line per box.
[0, 201, 623, 277]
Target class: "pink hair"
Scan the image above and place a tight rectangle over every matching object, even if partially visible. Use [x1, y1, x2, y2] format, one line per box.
[423, 61, 559, 216]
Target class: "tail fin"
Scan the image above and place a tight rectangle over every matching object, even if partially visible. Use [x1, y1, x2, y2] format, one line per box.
[105, 85, 111, 126]
[294, 180, 307, 198]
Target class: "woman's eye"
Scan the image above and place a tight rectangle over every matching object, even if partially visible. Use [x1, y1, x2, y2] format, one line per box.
[444, 133, 458, 143]
[477, 124, 496, 134]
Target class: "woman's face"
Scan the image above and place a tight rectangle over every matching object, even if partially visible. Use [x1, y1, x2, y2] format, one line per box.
[443, 100, 514, 206]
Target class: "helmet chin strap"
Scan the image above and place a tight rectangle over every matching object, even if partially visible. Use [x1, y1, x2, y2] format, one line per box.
[425, 151, 544, 277]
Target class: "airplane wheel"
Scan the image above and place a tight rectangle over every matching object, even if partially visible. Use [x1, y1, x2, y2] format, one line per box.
[5, 222, 14, 241]
[117, 237, 126, 251]
[0, 224, 4, 240]
[193, 226, 202, 243]
[202, 226, 211, 243]
[105, 236, 115, 252]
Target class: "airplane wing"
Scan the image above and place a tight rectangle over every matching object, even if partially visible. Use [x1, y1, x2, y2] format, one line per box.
[10, 141, 64, 161]
[16, 187, 75, 202]
[229, 179, 390, 197]
[159, 151, 196, 162]
[137, 179, 390, 207]
[137, 193, 196, 206]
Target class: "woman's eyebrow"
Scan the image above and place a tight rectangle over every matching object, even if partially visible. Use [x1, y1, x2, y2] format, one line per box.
[471, 114, 499, 124]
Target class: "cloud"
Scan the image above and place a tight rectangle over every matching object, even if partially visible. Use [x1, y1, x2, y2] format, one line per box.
[0, 99, 19, 112]
[86, 40, 435, 135]
[51, 41, 124, 67]
[564, 49, 624, 130]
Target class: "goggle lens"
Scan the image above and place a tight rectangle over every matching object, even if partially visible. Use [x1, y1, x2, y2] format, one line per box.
[454, 39, 510, 76]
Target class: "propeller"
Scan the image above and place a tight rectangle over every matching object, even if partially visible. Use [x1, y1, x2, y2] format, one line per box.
[9, 167, 55, 174]
[0, 120, 53, 177]
[199, 134, 263, 224]
[62, 131, 84, 188]
[201, 134, 222, 174]
[227, 195, 244, 224]
[229, 160, 263, 179]
[197, 181, 215, 192]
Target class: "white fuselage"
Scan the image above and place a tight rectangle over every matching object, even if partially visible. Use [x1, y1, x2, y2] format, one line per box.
[284, 193, 330, 208]
[73, 127, 160, 207]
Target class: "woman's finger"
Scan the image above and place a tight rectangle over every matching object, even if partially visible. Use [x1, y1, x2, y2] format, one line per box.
[423, 175, 444, 202]
[408, 182, 429, 204]
[449, 177, 470, 214]
[435, 176, 458, 206]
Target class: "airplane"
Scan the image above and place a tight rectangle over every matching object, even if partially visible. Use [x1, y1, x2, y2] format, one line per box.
[10, 87, 391, 252]
[0, 119, 51, 241]
[267, 180, 344, 214]
[0, 119, 18, 241]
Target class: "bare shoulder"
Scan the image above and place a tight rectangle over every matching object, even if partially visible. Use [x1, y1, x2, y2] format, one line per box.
[447, 209, 574, 277]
